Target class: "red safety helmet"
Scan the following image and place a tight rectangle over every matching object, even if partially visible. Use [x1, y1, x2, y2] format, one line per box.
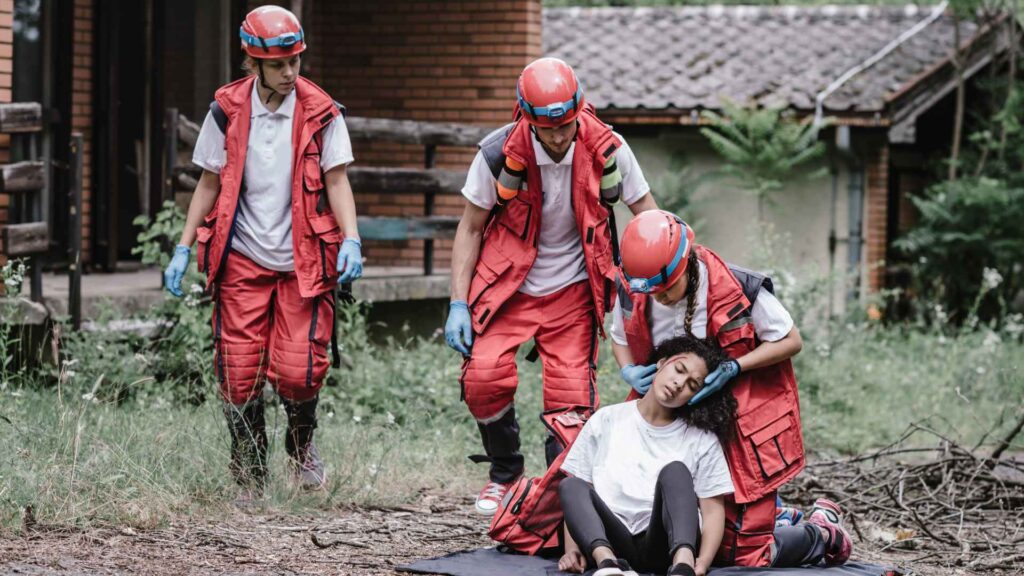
[516, 58, 585, 128]
[240, 6, 306, 59]
[620, 210, 695, 294]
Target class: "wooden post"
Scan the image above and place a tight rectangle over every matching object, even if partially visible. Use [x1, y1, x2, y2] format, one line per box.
[163, 108, 178, 204]
[423, 144, 437, 276]
[69, 133, 83, 330]
[27, 132, 42, 302]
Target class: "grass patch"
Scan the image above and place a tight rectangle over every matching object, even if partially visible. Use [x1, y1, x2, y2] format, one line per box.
[795, 323, 1024, 454]
[1, 302, 1021, 533]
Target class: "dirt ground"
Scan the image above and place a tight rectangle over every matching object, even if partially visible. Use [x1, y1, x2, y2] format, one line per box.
[0, 492, 1001, 576]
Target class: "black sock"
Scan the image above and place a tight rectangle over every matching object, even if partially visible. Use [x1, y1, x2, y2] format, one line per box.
[667, 563, 696, 576]
[597, 558, 619, 570]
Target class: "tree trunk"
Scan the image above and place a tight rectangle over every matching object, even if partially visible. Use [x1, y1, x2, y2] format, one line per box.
[949, 12, 966, 182]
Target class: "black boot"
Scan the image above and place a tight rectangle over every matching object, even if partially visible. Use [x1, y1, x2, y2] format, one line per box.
[224, 398, 268, 499]
[475, 405, 525, 483]
[282, 396, 326, 490]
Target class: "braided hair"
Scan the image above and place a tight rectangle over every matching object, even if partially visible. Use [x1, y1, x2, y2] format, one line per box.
[682, 250, 700, 336]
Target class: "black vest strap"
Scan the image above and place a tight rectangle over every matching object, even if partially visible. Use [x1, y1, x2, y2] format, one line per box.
[208, 99, 346, 135]
[478, 123, 515, 179]
[615, 276, 633, 315]
[727, 264, 774, 303]
[210, 101, 228, 134]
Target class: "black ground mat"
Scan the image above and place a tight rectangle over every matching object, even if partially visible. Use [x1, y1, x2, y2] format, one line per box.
[396, 547, 902, 576]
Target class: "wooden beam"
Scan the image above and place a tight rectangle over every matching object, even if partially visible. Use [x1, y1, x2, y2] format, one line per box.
[0, 161, 45, 192]
[2, 222, 49, 256]
[174, 165, 469, 196]
[348, 166, 466, 196]
[0, 103, 43, 133]
[178, 114, 200, 149]
[346, 116, 494, 147]
[176, 171, 198, 191]
[357, 216, 459, 241]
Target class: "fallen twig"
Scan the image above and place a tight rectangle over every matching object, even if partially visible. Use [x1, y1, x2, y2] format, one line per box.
[309, 531, 370, 549]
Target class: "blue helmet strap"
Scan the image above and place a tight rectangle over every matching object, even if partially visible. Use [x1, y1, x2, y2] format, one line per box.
[240, 27, 305, 53]
[518, 86, 582, 123]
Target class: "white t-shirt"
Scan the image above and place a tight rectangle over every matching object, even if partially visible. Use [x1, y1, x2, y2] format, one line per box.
[561, 401, 734, 535]
[611, 260, 794, 346]
[462, 131, 650, 297]
[192, 81, 354, 272]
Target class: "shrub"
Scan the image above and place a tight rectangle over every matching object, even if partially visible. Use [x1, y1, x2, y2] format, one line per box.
[894, 177, 1024, 325]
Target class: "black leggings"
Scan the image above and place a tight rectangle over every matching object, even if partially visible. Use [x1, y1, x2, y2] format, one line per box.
[560, 462, 829, 571]
[559, 461, 699, 573]
[772, 524, 827, 567]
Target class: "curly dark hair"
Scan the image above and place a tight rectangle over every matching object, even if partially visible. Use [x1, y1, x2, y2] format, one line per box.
[649, 336, 738, 443]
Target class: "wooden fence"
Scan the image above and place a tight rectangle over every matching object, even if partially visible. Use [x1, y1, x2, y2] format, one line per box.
[0, 103, 85, 328]
[0, 103, 46, 301]
[167, 110, 493, 276]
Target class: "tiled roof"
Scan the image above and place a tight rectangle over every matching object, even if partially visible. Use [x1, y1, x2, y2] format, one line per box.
[543, 5, 977, 114]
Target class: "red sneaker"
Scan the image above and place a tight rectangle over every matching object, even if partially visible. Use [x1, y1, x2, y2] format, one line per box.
[474, 480, 513, 515]
[808, 498, 853, 566]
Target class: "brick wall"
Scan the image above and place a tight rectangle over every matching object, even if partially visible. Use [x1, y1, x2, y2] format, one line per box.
[73, 0, 93, 264]
[0, 0, 11, 262]
[864, 142, 889, 293]
[306, 0, 543, 270]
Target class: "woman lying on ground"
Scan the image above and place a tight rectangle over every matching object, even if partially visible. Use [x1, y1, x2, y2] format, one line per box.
[556, 335, 853, 576]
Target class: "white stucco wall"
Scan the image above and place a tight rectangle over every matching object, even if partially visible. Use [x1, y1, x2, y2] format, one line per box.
[619, 129, 867, 318]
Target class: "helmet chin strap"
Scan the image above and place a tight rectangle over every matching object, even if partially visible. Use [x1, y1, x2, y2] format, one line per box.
[256, 60, 278, 105]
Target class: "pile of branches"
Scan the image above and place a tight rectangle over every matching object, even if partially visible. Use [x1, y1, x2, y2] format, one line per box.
[785, 418, 1024, 572]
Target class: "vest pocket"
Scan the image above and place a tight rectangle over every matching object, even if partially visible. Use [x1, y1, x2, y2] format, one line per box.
[309, 214, 342, 284]
[498, 197, 532, 241]
[717, 319, 755, 349]
[738, 409, 801, 480]
[468, 248, 513, 314]
[302, 155, 324, 193]
[196, 223, 215, 274]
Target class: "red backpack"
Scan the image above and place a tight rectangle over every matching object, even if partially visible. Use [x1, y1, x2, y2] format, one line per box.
[488, 406, 593, 555]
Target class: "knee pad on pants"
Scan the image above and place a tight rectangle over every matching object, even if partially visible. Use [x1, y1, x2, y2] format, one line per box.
[542, 363, 596, 412]
[462, 355, 517, 423]
[268, 336, 327, 402]
[216, 337, 266, 405]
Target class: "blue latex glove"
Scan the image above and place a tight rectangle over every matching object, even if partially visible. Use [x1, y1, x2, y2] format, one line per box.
[337, 238, 363, 284]
[163, 244, 191, 297]
[689, 359, 740, 405]
[445, 300, 473, 357]
[621, 363, 658, 395]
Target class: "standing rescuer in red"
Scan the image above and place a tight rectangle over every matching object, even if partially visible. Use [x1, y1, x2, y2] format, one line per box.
[445, 57, 659, 515]
[163, 6, 362, 501]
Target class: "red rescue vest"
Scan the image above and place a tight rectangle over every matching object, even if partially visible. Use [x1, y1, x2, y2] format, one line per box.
[618, 244, 805, 504]
[468, 105, 619, 335]
[195, 75, 344, 298]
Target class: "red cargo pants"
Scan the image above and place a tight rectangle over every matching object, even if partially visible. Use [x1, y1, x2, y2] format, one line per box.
[460, 280, 598, 482]
[213, 250, 334, 405]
